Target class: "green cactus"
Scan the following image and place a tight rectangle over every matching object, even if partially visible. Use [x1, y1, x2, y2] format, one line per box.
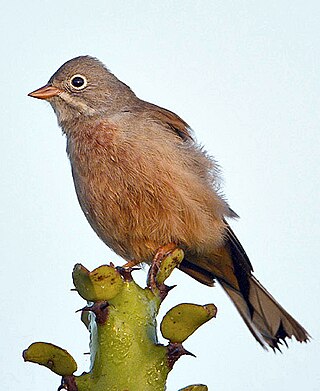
[23, 247, 216, 390]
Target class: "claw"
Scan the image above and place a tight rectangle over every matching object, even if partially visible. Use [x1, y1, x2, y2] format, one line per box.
[147, 243, 182, 300]
[122, 259, 141, 268]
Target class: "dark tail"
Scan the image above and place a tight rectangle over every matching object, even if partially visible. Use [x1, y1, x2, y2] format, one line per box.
[179, 225, 310, 350]
[219, 275, 309, 350]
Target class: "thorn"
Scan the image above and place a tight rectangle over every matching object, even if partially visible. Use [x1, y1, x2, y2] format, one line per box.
[76, 305, 92, 313]
[159, 284, 176, 301]
[88, 301, 109, 324]
[116, 266, 140, 281]
[59, 375, 78, 391]
[184, 349, 196, 358]
[167, 342, 195, 369]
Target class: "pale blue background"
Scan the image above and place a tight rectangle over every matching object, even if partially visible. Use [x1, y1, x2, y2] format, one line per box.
[1, 1, 319, 390]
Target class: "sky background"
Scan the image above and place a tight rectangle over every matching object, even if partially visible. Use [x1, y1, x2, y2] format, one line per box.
[1, 1, 320, 390]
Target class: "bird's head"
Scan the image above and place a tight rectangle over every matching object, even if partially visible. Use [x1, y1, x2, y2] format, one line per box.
[28, 55, 136, 129]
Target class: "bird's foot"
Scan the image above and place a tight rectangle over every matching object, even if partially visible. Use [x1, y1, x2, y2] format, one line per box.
[147, 243, 178, 299]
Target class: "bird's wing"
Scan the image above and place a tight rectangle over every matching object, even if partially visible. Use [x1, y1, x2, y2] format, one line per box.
[224, 220, 253, 273]
[141, 101, 194, 141]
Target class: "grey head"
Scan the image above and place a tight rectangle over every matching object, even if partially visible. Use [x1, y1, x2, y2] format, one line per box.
[28, 56, 137, 128]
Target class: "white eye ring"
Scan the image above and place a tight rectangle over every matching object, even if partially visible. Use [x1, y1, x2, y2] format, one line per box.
[69, 74, 88, 90]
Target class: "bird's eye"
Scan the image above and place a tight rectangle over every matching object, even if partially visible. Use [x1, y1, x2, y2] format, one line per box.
[70, 74, 87, 90]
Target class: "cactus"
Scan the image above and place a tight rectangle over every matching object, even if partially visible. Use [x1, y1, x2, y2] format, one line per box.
[23, 247, 216, 390]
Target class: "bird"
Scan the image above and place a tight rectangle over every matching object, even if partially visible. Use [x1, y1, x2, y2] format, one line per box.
[28, 55, 309, 350]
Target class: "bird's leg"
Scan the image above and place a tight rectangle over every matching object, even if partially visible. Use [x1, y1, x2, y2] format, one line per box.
[122, 242, 177, 269]
[147, 242, 177, 296]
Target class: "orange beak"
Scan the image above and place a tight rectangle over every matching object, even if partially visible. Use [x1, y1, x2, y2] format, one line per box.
[28, 84, 62, 100]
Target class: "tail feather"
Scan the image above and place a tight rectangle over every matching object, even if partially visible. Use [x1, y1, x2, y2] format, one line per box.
[179, 222, 310, 350]
[219, 276, 309, 350]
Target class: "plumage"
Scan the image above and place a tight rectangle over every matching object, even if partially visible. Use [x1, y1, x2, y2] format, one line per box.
[29, 55, 309, 350]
